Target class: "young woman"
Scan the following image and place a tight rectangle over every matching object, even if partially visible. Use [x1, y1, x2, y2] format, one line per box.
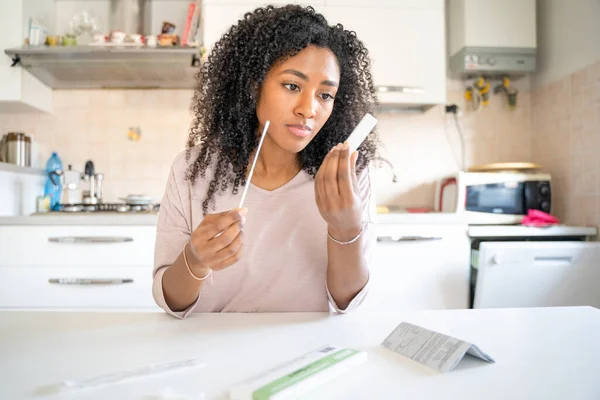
[153, 4, 378, 317]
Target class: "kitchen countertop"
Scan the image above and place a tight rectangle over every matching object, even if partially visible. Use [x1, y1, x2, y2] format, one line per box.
[375, 212, 467, 225]
[1, 307, 599, 399]
[468, 224, 598, 238]
[0, 212, 466, 226]
[0, 212, 159, 225]
[6, 212, 592, 233]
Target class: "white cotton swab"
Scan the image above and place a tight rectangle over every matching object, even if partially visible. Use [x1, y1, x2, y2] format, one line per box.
[238, 120, 270, 209]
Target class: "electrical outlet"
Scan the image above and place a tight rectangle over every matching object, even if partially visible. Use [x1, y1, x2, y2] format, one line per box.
[442, 104, 463, 117]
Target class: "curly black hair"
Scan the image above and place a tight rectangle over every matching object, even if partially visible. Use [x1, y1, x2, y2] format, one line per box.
[186, 4, 379, 213]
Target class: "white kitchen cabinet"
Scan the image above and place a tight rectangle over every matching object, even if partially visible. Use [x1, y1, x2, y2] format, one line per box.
[0, 0, 53, 113]
[0, 265, 156, 309]
[148, 1, 326, 40]
[322, 1, 446, 107]
[324, 0, 439, 8]
[0, 225, 159, 310]
[203, 0, 324, 5]
[202, 0, 445, 108]
[360, 223, 470, 312]
[203, 1, 325, 52]
[0, 225, 155, 266]
[203, 0, 314, 4]
[296, 1, 326, 5]
[202, 4, 251, 52]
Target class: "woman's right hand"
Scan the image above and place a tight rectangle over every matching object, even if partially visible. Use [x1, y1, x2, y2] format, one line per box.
[186, 208, 247, 276]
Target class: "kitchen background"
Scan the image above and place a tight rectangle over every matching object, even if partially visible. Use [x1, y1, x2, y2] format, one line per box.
[2, 0, 600, 317]
[0, 83, 533, 204]
[0, 0, 599, 227]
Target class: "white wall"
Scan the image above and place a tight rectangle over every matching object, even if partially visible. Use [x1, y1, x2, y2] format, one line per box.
[0, 168, 45, 216]
[534, 0, 600, 87]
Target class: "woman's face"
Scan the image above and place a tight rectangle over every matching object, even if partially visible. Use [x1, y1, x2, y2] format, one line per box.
[256, 45, 340, 154]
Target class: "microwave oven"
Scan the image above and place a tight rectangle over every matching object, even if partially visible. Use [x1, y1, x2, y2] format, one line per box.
[435, 171, 552, 224]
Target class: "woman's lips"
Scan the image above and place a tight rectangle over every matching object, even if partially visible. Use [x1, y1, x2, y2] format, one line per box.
[287, 124, 312, 138]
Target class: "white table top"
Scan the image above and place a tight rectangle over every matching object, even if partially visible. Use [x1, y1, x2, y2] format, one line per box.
[1, 307, 599, 399]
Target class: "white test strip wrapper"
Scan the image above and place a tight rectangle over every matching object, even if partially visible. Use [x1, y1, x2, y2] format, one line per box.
[229, 345, 367, 400]
[346, 113, 378, 153]
[61, 358, 205, 391]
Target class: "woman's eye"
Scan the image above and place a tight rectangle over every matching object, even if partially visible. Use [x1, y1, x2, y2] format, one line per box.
[320, 93, 335, 101]
[284, 83, 300, 91]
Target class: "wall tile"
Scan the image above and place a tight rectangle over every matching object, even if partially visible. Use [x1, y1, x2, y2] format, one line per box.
[2, 81, 533, 208]
[532, 59, 600, 228]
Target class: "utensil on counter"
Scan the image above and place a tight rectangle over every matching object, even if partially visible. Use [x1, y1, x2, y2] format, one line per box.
[0, 132, 31, 167]
[119, 194, 157, 205]
[96, 173, 104, 201]
[82, 161, 97, 204]
[81, 160, 104, 204]
[59, 165, 83, 205]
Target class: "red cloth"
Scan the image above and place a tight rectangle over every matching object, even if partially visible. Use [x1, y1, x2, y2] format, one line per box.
[521, 209, 560, 227]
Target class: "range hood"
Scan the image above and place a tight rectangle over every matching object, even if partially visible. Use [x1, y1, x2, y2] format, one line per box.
[4, 46, 200, 89]
[2, 0, 200, 90]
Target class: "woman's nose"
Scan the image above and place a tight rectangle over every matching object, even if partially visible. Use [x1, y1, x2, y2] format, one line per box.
[294, 92, 317, 119]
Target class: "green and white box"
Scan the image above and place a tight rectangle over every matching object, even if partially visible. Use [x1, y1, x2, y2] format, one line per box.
[229, 345, 367, 400]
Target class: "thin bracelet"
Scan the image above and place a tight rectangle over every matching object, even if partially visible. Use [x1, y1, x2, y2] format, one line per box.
[327, 226, 363, 245]
[183, 243, 213, 281]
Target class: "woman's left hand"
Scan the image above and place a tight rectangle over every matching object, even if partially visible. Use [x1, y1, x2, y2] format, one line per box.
[315, 142, 363, 242]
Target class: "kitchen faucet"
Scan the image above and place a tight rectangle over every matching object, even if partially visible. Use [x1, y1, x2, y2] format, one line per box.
[373, 156, 398, 183]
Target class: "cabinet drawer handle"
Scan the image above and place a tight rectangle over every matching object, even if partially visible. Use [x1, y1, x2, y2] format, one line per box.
[48, 236, 134, 244]
[377, 236, 442, 242]
[48, 278, 134, 285]
[377, 85, 425, 94]
[534, 256, 573, 266]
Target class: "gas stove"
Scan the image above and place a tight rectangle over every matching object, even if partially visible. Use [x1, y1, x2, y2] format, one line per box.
[52, 203, 160, 213]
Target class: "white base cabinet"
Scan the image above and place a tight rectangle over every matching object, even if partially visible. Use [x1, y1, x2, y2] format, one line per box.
[360, 223, 470, 312]
[0, 225, 159, 310]
[0, 222, 471, 312]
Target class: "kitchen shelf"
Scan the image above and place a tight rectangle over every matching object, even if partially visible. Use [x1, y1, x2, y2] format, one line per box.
[5, 45, 200, 56]
[0, 162, 45, 176]
[4, 46, 201, 89]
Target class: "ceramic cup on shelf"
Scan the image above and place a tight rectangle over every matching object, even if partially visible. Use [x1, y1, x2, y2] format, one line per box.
[129, 33, 143, 44]
[111, 31, 126, 44]
[92, 33, 107, 44]
[145, 35, 157, 47]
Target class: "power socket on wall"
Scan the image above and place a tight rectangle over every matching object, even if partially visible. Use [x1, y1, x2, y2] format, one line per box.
[442, 104, 463, 117]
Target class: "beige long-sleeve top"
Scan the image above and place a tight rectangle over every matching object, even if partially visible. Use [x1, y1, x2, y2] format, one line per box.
[152, 149, 376, 318]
